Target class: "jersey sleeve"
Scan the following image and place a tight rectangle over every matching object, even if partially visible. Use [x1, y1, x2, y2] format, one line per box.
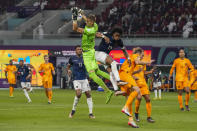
[119, 39, 124, 49]
[38, 64, 43, 71]
[187, 59, 194, 72]
[170, 60, 176, 75]
[50, 63, 55, 71]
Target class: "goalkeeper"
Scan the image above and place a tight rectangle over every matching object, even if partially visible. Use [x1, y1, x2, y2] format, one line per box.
[71, 7, 113, 104]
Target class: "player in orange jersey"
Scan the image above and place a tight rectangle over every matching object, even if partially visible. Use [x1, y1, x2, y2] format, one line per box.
[118, 47, 154, 128]
[169, 49, 194, 111]
[39, 55, 55, 104]
[133, 51, 155, 123]
[190, 68, 197, 102]
[5, 60, 17, 97]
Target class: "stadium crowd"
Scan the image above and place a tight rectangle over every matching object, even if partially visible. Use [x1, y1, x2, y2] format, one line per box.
[96, 0, 197, 37]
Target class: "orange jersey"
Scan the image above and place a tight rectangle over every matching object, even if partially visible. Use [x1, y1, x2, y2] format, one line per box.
[39, 63, 54, 82]
[190, 69, 197, 85]
[170, 58, 194, 82]
[5, 65, 17, 79]
[119, 54, 139, 74]
[133, 64, 146, 83]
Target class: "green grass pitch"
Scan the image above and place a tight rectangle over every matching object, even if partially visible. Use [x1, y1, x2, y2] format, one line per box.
[0, 89, 196, 131]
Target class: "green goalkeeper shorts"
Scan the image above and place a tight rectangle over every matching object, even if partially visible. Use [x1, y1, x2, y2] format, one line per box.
[83, 49, 98, 73]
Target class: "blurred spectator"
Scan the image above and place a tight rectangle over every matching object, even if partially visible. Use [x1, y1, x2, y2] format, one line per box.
[167, 18, 177, 33]
[183, 18, 193, 38]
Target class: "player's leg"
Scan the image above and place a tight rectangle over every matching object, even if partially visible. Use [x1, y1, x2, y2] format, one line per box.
[176, 81, 184, 110]
[105, 55, 127, 85]
[134, 97, 141, 122]
[82, 79, 94, 118]
[21, 82, 31, 103]
[178, 90, 184, 111]
[184, 86, 190, 111]
[69, 80, 82, 118]
[95, 51, 119, 91]
[85, 91, 94, 118]
[47, 80, 53, 104]
[9, 84, 14, 97]
[84, 50, 113, 104]
[158, 83, 162, 100]
[153, 82, 157, 100]
[144, 94, 155, 123]
[105, 67, 119, 91]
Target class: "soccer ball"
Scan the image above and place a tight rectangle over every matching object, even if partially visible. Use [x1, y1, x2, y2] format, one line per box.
[77, 14, 82, 22]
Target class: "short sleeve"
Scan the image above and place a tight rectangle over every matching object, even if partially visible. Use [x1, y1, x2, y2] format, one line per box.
[39, 64, 43, 71]
[50, 63, 54, 71]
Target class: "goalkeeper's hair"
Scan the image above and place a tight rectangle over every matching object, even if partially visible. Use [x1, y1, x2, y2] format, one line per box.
[87, 14, 96, 22]
[111, 27, 123, 35]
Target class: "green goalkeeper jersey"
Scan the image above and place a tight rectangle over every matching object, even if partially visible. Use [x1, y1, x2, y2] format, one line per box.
[82, 23, 98, 51]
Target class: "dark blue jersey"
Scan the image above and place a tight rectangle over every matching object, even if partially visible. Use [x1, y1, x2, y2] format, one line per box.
[17, 65, 31, 82]
[96, 34, 124, 54]
[152, 69, 162, 82]
[68, 55, 87, 80]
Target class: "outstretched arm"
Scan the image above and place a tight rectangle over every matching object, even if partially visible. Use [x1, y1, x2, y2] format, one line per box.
[121, 46, 131, 66]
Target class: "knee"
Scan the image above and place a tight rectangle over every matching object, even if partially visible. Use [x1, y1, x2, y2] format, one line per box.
[85, 92, 91, 98]
[88, 71, 96, 79]
[76, 94, 81, 98]
[146, 98, 151, 102]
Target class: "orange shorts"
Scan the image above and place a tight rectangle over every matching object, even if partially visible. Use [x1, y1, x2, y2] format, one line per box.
[119, 71, 137, 96]
[8, 77, 16, 84]
[136, 80, 150, 95]
[43, 80, 52, 88]
[176, 81, 190, 90]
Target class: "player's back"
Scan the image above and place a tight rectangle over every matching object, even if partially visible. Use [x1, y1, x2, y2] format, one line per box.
[17, 65, 30, 82]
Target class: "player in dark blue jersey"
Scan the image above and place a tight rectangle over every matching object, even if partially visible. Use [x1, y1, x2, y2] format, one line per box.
[68, 45, 95, 119]
[152, 66, 162, 100]
[17, 60, 32, 103]
[95, 27, 131, 91]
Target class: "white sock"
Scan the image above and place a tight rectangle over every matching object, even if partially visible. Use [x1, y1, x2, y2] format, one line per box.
[159, 89, 161, 98]
[23, 89, 31, 102]
[110, 72, 118, 91]
[111, 61, 120, 81]
[72, 96, 79, 111]
[87, 97, 93, 114]
[154, 89, 157, 98]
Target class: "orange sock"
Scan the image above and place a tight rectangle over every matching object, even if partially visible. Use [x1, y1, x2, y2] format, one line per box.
[185, 92, 190, 106]
[135, 99, 141, 114]
[48, 90, 52, 102]
[125, 91, 138, 108]
[9, 86, 14, 96]
[178, 95, 183, 108]
[146, 102, 152, 117]
[195, 91, 197, 100]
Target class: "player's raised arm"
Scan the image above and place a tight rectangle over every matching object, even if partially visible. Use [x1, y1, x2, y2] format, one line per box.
[72, 7, 84, 34]
[121, 46, 131, 66]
